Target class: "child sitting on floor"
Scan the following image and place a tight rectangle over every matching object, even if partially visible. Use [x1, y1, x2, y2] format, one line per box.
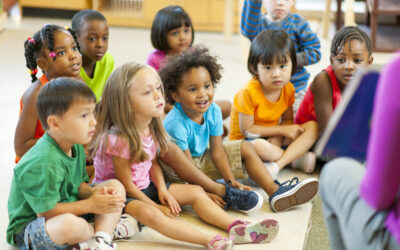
[7, 78, 133, 250]
[91, 62, 280, 249]
[160, 46, 319, 212]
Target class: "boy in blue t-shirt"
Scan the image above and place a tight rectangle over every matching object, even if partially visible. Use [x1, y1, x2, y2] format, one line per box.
[160, 46, 319, 213]
[7, 78, 135, 249]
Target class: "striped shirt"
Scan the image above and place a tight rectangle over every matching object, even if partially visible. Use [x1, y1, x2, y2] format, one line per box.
[241, 0, 321, 92]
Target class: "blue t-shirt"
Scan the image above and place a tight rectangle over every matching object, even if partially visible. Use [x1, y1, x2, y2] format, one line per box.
[163, 102, 223, 157]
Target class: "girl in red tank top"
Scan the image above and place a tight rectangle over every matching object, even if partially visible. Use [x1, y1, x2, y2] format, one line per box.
[295, 26, 373, 134]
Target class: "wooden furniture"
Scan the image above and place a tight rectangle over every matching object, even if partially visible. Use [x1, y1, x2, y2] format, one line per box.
[322, 0, 359, 38]
[19, 0, 240, 33]
[365, 0, 400, 52]
[18, 0, 92, 16]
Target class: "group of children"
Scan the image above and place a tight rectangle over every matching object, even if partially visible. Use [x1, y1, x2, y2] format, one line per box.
[7, 0, 380, 249]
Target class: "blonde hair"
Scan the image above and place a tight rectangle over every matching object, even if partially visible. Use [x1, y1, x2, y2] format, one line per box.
[90, 62, 170, 163]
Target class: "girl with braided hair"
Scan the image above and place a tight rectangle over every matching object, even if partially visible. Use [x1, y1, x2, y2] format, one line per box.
[14, 24, 82, 163]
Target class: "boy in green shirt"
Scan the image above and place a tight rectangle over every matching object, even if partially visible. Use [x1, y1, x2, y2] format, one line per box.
[7, 78, 133, 249]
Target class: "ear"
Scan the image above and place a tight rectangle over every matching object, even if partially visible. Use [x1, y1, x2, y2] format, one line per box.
[329, 55, 333, 65]
[37, 58, 48, 72]
[170, 91, 180, 103]
[368, 56, 374, 65]
[47, 115, 61, 132]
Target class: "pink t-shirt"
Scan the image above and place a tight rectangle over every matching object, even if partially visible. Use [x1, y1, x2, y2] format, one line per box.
[93, 132, 157, 190]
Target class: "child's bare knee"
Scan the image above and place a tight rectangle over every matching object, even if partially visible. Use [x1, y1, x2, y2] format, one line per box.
[104, 179, 126, 197]
[49, 214, 93, 240]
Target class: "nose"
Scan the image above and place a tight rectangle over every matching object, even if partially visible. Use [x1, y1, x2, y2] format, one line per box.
[272, 68, 280, 78]
[90, 113, 97, 127]
[344, 60, 355, 70]
[96, 38, 104, 48]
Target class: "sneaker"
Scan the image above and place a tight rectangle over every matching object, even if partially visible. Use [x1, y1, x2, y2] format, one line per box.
[264, 162, 279, 180]
[113, 214, 139, 240]
[229, 219, 279, 244]
[269, 177, 319, 212]
[216, 179, 264, 213]
[207, 234, 234, 250]
[73, 232, 116, 250]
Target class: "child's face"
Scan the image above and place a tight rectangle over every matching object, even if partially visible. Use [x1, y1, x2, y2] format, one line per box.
[128, 67, 165, 122]
[38, 30, 82, 79]
[77, 20, 109, 62]
[166, 24, 192, 55]
[256, 55, 292, 92]
[263, 0, 294, 22]
[54, 99, 97, 146]
[171, 66, 214, 120]
[330, 39, 373, 87]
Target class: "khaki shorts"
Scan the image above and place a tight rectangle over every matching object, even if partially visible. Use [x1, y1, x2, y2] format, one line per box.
[161, 140, 248, 183]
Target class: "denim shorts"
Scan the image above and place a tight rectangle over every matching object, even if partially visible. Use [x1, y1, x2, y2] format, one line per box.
[126, 181, 171, 205]
[15, 217, 69, 250]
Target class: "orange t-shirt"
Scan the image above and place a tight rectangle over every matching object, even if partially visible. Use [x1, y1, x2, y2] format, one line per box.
[15, 75, 49, 163]
[229, 77, 295, 140]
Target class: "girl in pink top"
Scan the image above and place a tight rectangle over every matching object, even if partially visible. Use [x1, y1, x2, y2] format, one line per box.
[92, 62, 280, 249]
[147, 5, 231, 119]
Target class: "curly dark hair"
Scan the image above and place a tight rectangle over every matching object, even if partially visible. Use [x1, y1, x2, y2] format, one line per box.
[158, 46, 223, 105]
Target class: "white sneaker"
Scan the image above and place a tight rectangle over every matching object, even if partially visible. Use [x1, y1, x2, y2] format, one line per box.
[113, 214, 139, 240]
[74, 232, 116, 250]
[264, 162, 279, 180]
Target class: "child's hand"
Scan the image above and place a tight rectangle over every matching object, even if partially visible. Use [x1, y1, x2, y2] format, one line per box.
[89, 187, 125, 214]
[230, 180, 251, 191]
[158, 188, 181, 216]
[157, 204, 176, 218]
[206, 192, 226, 208]
[282, 125, 305, 140]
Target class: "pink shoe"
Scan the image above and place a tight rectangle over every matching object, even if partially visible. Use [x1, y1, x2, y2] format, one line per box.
[229, 219, 279, 244]
[207, 234, 234, 250]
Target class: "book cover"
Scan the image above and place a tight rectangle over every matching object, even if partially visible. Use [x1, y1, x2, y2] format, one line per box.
[314, 67, 380, 161]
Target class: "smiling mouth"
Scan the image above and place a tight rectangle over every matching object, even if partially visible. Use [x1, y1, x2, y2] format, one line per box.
[196, 100, 209, 107]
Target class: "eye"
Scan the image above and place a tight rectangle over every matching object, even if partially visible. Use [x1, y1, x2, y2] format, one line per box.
[73, 45, 79, 51]
[88, 37, 96, 42]
[336, 58, 345, 63]
[171, 31, 179, 36]
[205, 84, 211, 89]
[57, 51, 65, 56]
[184, 28, 191, 33]
[354, 59, 363, 64]
[264, 66, 271, 70]
[81, 112, 88, 118]
[157, 84, 162, 90]
[280, 64, 285, 68]
[189, 88, 196, 92]
[103, 36, 109, 41]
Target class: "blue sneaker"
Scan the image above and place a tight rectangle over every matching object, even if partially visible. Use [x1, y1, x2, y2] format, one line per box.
[269, 177, 319, 212]
[216, 179, 264, 213]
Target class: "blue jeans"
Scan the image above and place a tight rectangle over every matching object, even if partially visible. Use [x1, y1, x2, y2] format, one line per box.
[320, 158, 399, 250]
[15, 217, 68, 250]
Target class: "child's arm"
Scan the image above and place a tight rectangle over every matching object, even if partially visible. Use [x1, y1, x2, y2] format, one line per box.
[311, 71, 333, 132]
[210, 135, 251, 190]
[150, 157, 181, 216]
[295, 18, 321, 67]
[239, 112, 304, 140]
[241, 0, 263, 41]
[37, 185, 125, 219]
[14, 82, 42, 158]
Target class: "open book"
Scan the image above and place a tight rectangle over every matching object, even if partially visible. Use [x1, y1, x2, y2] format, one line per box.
[314, 66, 381, 161]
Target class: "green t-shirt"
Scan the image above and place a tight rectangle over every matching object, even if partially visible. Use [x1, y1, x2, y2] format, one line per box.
[7, 133, 89, 246]
[80, 51, 115, 102]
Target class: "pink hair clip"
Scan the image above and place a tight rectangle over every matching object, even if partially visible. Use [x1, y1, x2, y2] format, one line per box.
[49, 52, 56, 58]
[27, 37, 36, 44]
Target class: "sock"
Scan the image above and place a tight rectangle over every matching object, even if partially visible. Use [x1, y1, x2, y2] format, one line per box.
[94, 231, 112, 243]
